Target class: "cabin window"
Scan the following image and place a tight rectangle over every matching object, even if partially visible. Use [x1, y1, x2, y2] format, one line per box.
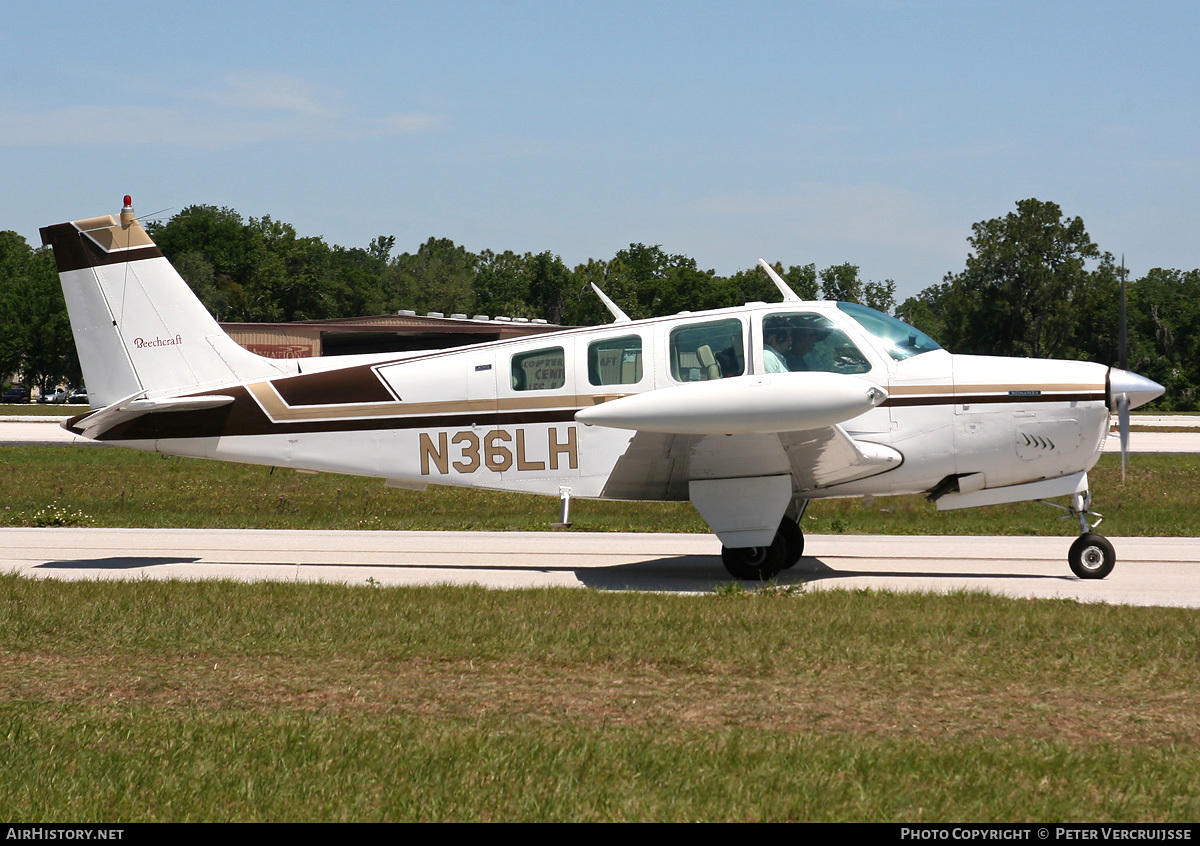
[669, 319, 744, 382]
[762, 312, 872, 375]
[588, 335, 643, 386]
[511, 347, 566, 391]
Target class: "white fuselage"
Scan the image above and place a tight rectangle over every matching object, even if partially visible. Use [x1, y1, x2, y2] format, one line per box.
[102, 301, 1110, 505]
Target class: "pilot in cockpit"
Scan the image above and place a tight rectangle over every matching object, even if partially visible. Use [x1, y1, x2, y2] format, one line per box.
[763, 326, 792, 373]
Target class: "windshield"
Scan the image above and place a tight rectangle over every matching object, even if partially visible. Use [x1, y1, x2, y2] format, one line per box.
[837, 302, 941, 362]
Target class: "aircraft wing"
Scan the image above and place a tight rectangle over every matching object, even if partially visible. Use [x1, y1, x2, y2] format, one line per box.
[581, 372, 900, 500]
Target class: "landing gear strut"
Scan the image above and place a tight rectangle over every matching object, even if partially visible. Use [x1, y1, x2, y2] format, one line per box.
[1042, 488, 1116, 579]
[721, 514, 805, 580]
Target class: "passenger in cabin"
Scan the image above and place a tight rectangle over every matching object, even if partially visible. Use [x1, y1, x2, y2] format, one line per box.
[787, 325, 827, 371]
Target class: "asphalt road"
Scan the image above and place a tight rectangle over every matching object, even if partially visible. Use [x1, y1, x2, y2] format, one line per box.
[3, 528, 1198, 608]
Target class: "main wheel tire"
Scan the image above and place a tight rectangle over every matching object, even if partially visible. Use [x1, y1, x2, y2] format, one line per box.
[778, 516, 804, 569]
[1069, 533, 1116, 580]
[722, 532, 788, 581]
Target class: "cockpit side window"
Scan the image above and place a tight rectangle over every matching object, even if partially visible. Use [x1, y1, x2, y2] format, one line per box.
[837, 302, 941, 361]
[669, 318, 745, 382]
[762, 312, 872, 374]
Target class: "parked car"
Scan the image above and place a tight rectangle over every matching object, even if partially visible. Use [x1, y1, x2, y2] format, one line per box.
[1, 386, 31, 404]
[67, 387, 89, 405]
[38, 388, 70, 404]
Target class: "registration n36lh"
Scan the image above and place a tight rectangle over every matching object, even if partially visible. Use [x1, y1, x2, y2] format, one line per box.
[419, 426, 578, 475]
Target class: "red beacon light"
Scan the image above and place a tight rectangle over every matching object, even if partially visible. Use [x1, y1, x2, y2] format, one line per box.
[119, 195, 135, 227]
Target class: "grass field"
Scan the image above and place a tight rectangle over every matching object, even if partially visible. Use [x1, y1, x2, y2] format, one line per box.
[2, 445, 1199, 821]
[2, 576, 1200, 822]
[0, 404, 83, 416]
[0, 445, 1197, 536]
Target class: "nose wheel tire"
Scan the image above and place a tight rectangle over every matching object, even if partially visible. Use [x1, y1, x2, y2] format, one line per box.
[1069, 533, 1115, 580]
[722, 532, 788, 581]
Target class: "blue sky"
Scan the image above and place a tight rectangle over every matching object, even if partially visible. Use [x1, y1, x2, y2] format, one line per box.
[2, 1, 1197, 302]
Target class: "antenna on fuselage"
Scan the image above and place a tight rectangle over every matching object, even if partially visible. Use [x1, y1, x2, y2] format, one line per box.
[758, 259, 800, 302]
[590, 283, 631, 323]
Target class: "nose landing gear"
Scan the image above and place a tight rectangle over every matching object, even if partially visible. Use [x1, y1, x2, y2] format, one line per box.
[1043, 488, 1116, 579]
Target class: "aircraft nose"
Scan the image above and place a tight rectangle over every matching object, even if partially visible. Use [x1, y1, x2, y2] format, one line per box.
[1108, 368, 1165, 411]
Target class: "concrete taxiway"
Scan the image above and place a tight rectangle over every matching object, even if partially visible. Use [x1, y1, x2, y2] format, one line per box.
[2, 528, 1198, 609]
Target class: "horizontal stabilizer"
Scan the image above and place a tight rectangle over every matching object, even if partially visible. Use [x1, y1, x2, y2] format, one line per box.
[68, 394, 235, 438]
[575, 372, 887, 435]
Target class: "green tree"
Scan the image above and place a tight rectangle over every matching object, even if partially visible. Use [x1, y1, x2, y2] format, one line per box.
[148, 206, 263, 320]
[390, 237, 478, 316]
[475, 249, 532, 319]
[819, 262, 862, 303]
[863, 278, 897, 313]
[0, 233, 80, 393]
[781, 263, 819, 301]
[937, 199, 1103, 359]
[1126, 268, 1200, 409]
[566, 258, 620, 326]
[524, 251, 574, 324]
[895, 283, 949, 345]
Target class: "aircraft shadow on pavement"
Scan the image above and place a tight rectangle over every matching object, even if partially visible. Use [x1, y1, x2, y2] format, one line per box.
[31, 553, 1076, 587]
[791, 558, 1075, 583]
[39, 556, 202, 571]
[573, 555, 1076, 591]
[572, 554, 844, 591]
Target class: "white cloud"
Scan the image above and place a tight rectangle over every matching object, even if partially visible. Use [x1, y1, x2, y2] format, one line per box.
[0, 72, 445, 148]
[202, 71, 332, 117]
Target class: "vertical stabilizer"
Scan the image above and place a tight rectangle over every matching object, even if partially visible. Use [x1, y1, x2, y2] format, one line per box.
[40, 198, 291, 407]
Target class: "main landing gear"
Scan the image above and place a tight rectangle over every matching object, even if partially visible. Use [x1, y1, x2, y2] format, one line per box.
[721, 514, 805, 581]
[1044, 488, 1116, 579]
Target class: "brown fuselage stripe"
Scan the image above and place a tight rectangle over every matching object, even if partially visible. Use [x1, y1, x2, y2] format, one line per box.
[247, 378, 622, 422]
[883, 392, 1106, 407]
[82, 388, 582, 441]
[270, 365, 400, 406]
[79, 383, 1109, 442]
[887, 383, 1102, 396]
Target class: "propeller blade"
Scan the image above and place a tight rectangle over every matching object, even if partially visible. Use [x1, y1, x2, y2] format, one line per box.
[1118, 393, 1130, 485]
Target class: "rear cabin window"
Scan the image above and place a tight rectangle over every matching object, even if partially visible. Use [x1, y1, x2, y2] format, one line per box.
[670, 318, 745, 382]
[588, 335, 643, 386]
[511, 347, 566, 391]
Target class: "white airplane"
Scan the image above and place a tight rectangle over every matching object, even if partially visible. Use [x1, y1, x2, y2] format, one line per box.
[40, 198, 1164, 581]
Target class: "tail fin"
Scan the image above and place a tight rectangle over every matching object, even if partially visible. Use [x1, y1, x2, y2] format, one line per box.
[40, 197, 291, 408]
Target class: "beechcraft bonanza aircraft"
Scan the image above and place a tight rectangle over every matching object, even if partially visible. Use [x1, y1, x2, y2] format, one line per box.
[41, 198, 1165, 580]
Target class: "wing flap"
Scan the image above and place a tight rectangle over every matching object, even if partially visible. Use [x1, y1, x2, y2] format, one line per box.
[599, 425, 902, 500]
